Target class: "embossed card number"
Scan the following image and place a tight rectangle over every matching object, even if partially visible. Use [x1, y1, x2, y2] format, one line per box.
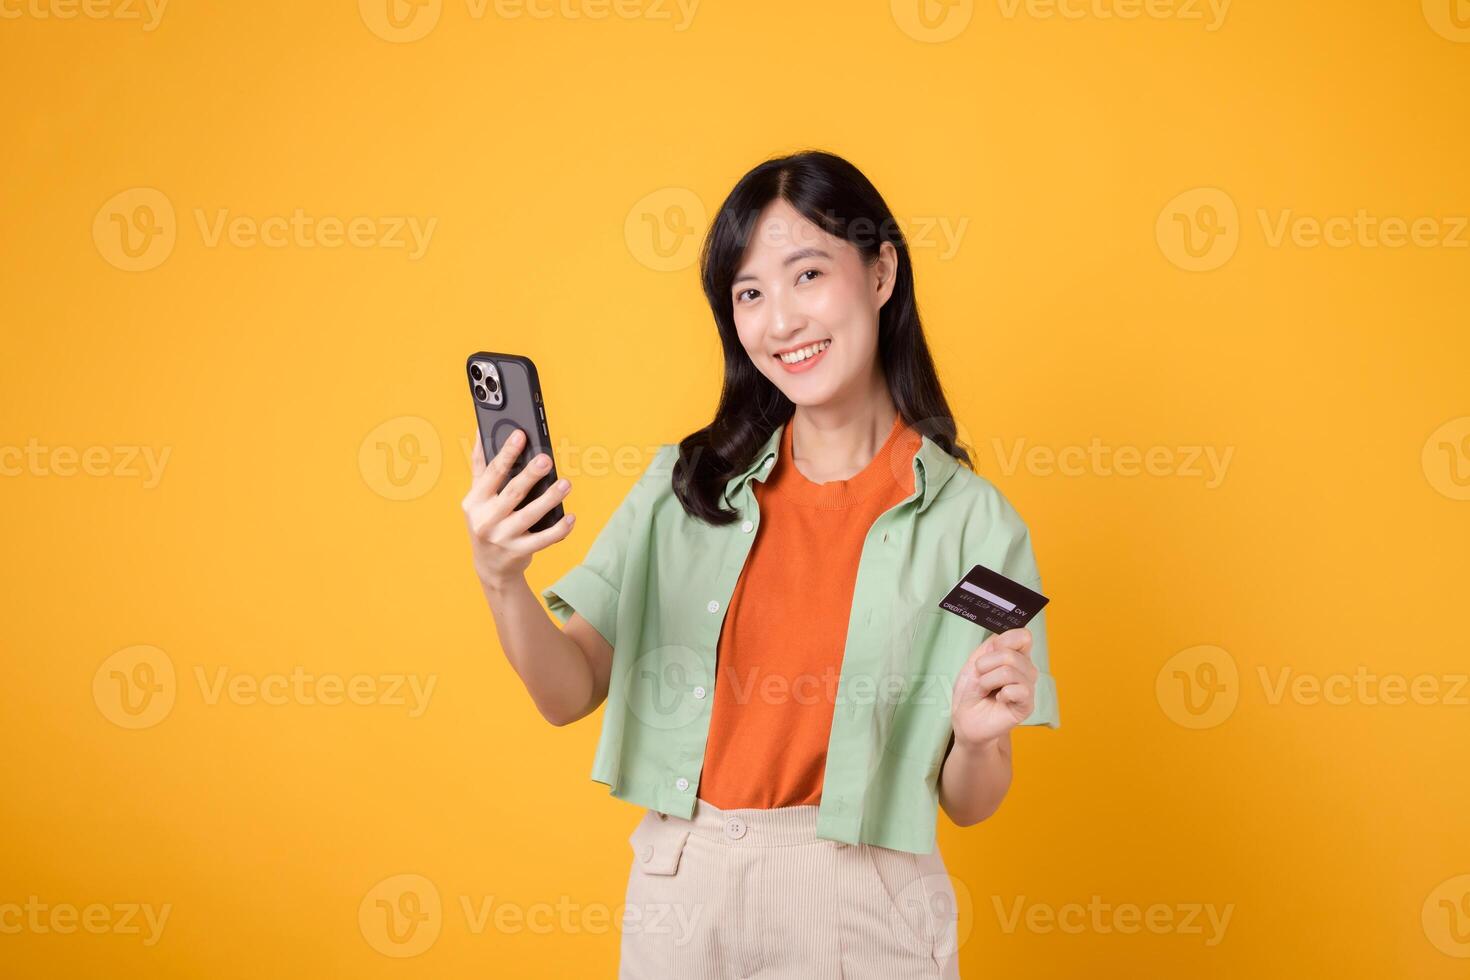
[936, 564, 1049, 634]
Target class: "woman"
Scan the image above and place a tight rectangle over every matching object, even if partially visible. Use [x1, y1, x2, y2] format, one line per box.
[462, 150, 1059, 978]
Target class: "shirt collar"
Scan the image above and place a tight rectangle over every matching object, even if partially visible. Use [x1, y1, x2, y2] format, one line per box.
[724, 418, 960, 514]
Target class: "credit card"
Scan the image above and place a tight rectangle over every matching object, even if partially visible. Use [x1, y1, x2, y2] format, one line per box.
[937, 564, 1050, 634]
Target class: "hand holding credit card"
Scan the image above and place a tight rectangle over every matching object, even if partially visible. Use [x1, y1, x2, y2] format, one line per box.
[937, 563, 1049, 634]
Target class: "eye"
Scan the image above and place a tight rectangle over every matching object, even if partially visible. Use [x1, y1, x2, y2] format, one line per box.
[736, 288, 761, 303]
[797, 268, 822, 284]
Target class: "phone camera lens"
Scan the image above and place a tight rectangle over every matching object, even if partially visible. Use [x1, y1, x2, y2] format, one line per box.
[486, 376, 499, 393]
[470, 364, 483, 381]
[473, 384, 487, 401]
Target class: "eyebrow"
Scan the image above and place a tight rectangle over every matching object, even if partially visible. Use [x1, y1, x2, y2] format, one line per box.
[732, 247, 832, 286]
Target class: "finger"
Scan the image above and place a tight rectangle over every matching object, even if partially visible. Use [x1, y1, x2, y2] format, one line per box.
[495, 448, 555, 510]
[465, 428, 526, 507]
[996, 683, 1033, 714]
[992, 628, 1033, 656]
[967, 649, 1036, 679]
[502, 474, 572, 537]
[471, 435, 486, 477]
[505, 509, 577, 555]
[974, 665, 1026, 698]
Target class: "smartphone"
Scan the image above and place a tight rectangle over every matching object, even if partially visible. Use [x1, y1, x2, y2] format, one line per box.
[466, 351, 564, 534]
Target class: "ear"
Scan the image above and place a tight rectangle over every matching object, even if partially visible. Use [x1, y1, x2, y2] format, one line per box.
[872, 241, 899, 310]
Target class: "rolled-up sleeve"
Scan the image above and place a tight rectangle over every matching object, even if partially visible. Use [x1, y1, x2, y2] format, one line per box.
[1002, 526, 1060, 729]
[540, 444, 673, 648]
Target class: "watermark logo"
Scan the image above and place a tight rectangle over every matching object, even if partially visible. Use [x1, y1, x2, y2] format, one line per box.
[359, 0, 443, 41]
[1156, 187, 1239, 272]
[1424, 874, 1470, 957]
[360, 416, 442, 501]
[1156, 644, 1238, 729]
[625, 187, 706, 272]
[93, 645, 177, 730]
[360, 874, 443, 957]
[1423, 0, 1470, 42]
[891, 0, 974, 42]
[93, 188, 176, 272]
[888, 871, 972, 961]
[1422, 416, 1470, 501]
[626, 645, 711, 731]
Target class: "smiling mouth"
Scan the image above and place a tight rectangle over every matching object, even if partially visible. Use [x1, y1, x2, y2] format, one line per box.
[775, 338, 832, 365]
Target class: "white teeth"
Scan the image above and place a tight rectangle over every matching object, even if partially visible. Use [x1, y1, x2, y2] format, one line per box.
[777, 339, 831, 364]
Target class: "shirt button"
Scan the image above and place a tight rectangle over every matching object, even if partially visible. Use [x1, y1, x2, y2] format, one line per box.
[741, 520, 754, 533]
[707, 600, 720, 613]
[693, 685, 707, 699]
[724, 817, 747, 840]
[675, 777, 690, 792]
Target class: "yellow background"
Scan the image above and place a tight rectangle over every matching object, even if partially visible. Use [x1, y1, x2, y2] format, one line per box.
[2, 0, 1468, 976]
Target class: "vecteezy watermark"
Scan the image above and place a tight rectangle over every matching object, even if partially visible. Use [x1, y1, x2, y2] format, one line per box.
[1423, 874, 1470, 958]
[995, 0, 1229, 29]
[986, 437, 1234, 488]
[1158, 187, 1470, 271]
[358, 873, 705, 957]
[623, 187, 972, 272]
[1422, 0, 1470, 43]
[624, 187, 708, 272]
[361, 416, 443, 502]
[0, 0, 168, 30]
[358, 0, 699, 43]
[1157, 645, 1470, 729]
[1156, 645, 1239, 729]
[0, 440, 171, 488]
[1256, 666, 1470, 708]
[0, 898, 171, 946]
[1423, 416, 1470, 501]
[890, 0, 975, 43]
[93, 646, 438, 729]
[93, 188, 438, 272]
[1155, 187, 1239, 272]
[456, 435, 667, 481]
[891, 0, 1228, 42]
[991, 895, 1235, 946]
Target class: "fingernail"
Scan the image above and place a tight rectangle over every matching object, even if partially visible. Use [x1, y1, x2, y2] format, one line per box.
[555, 479, 569, 490]
[567, 513, 576, 525]
[537, 456, 550, 469]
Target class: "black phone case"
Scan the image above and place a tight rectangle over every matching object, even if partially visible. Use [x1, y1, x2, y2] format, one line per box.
[467, 351, 564, 534]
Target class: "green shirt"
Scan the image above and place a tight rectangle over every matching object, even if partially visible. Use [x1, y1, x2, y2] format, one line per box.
[541, 420, 1059, 854]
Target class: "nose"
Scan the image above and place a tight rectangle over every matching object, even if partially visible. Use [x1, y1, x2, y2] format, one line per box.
[769, 288, 807, 339]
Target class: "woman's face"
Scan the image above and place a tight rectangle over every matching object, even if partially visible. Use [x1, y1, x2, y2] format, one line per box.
[729, 198, 897, 407]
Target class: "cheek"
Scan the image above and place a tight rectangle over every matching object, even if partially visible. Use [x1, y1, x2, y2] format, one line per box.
[805, 275, 870, 331]
[732, 308, 766, 355]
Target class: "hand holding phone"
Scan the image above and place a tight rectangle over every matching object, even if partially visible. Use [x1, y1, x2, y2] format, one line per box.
[461, 352, 574, 591]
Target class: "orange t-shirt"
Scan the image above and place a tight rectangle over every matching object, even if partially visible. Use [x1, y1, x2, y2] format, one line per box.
[696, 412, 923, 809]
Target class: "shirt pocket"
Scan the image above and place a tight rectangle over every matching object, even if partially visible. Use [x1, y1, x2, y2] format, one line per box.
[627, 810, 690, 876]
[882, 609, 974, 768]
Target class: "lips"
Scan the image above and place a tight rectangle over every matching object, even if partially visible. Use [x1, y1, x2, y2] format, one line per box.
[774, 337, 832, 373]
[773, 338, 832, 362]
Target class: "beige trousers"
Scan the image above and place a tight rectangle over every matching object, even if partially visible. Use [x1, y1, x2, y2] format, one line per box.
[618, 799, 962, 979]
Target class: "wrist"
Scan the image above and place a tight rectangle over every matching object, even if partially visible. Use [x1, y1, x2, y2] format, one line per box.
[481, 572, 523, 600]
[950, 727, 1009, 756]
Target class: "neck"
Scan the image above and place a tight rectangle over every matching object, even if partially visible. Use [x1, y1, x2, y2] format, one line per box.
[789, 372, 899, 484]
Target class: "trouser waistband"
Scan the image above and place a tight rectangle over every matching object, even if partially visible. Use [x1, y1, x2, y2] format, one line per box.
[655, 798, 829, 847]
